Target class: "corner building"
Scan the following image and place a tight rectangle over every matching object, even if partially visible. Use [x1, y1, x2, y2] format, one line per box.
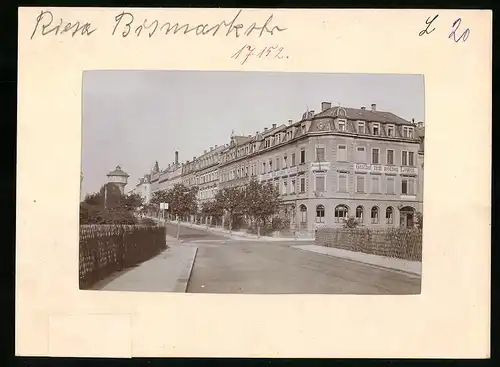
[218, 102, 424, 235]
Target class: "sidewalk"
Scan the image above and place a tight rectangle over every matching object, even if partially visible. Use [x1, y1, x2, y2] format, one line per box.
[176, 220, 315, 242]
[292, 244, 422, 276]
[92, 245, 198, 292]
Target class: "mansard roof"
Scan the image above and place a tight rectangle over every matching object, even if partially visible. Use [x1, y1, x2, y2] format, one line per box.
[316, 106, 411, 124]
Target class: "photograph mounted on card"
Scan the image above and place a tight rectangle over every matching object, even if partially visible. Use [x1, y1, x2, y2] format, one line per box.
[16, 7, 491, 359]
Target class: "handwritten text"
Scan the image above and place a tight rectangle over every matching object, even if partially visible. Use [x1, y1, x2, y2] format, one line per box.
[231, 44, 288, 64]
[30, 10, 97, 39]
[112, 10, 287, 38]
[418, 14, 471, 43]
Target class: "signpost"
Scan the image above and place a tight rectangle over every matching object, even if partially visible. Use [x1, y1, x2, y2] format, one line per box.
[159, 202, 169, 223]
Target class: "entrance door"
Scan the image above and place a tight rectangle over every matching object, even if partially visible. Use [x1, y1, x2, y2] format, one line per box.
[399, 207, 415, 228]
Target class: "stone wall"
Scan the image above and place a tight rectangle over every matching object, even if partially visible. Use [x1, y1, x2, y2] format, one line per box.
[315, 227, 422, 261]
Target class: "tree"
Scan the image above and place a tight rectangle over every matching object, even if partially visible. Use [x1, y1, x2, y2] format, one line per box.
[200, 200, 224, 225]
[214, 186, 244, 232]
[415, 211, 423, 230]
[153, 184, 199, 239]
[242, 178, 281, 237]
[342, 215, 360, 228]
[120, 193, 143, 212]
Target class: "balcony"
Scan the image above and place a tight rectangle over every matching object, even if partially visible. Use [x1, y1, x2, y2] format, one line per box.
[354, 163, 418, 176]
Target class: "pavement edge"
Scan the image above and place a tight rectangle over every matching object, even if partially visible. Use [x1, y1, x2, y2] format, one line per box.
[174, 246, 198, 292]
[292, 246, 422, 279]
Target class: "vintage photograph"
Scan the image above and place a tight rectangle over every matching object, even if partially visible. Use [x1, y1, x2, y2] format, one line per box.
[80, 71, 424, 294]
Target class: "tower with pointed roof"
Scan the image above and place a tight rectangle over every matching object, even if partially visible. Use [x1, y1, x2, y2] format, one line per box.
[106, 165, 129, 195]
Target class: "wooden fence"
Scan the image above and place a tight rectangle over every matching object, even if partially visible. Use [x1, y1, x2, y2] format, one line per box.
[79, 224, 166, 289]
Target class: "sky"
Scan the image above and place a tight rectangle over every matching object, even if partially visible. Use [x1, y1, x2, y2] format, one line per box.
[81, 71, 424, 197]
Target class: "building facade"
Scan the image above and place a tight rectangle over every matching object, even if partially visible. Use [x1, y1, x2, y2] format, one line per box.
[136, 101, 424, 234]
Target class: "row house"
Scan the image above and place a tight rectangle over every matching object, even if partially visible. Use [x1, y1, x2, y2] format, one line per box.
[137, 100, 424, 235]
[213, 102, 424, 234]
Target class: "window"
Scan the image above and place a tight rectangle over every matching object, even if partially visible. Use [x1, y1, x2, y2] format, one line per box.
[355, 206, 364, 223]
[315, 175, 325, 192]
[299, 205, 307, 226]
[316, 205, 325, 223]
[357, 121, 365, 134]
[356, 175, 365, 193]
[300, 149, 306, 164]
[386, 149, 394, 165]
[372, 148, 380, 164]
[409, 152, 415, 166]
[338, 173, 348, 192]
[316, 145, 325, 161]
[338, 119, 346, 131]
[262, 162, 266, 174]
[387, 125, 395, 137]
[276, 157, 280, 171]
[290, 179, 296, 194]
[371, 175, 381, 193]
[300, 176, 306, 193]
[386, 176, 395, 194]
[291, 153, 296, 166]
[356, 146, 366, 163]
[269, 159, 273, 171]
[301, 124, 306, 134]
[403, 126, 414, 138]
[338, 145, 347, 161]
[371, 206, 379, 224]
[401, 178, 416, 195]
[402, 151, 408, 166]
[334, 205, 349, 223]
[283, 155, 288, 168]
[282, 180, 288, 195]
[386, 207, 394, 224]
[372, 123, 380, 135]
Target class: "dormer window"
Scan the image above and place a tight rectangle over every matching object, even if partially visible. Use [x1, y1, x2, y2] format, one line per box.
[403, 126, 414, 138]
[387, 124, 395, 137]
[372, 123, 380, 136]
[301, 124, 306, 134]
[357, 121, 365, 134]
[338, 119, 347, 132]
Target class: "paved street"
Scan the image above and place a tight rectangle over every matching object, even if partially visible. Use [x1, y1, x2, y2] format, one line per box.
[164, 222, 229, 241]
[169, 225, 421, 295]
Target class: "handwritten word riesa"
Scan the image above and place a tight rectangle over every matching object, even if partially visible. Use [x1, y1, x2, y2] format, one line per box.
[30, 10, 96, 39]
[231, 44, 288, 65]
[418, 14, 470, 43]
[112, 10, 287, 38]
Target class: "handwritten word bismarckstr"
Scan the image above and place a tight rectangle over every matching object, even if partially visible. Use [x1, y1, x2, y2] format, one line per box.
[112, 10, 287, 38]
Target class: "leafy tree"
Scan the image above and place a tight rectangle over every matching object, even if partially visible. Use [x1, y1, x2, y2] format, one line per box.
[415, 211, 423, 230]
[214, 186, 245, 232]
[200, 200, 224, 225]
[242, 178, 281, 237]
[342, 215, 360, 228]
[120, 193, 143, 212]
[152, 184, 199, 239]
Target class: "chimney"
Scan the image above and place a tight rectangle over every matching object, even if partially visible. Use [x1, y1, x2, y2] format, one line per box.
[175, 151, 179, 164]
[361, 106, 366, 110]
[288, 119, 293, 125]
[193, 156, 196, 161]
[371, 103, 376, 112]
[204, 150, 207, 154]
[264, 127, 268, 131]
[215, 144, 218, 148]
[248, 135, 252, 137]
[412, 118, 415, 123]
[321, 102, 331, 111]
[272, 123, 277, 129]
[256, 131, 259, 135]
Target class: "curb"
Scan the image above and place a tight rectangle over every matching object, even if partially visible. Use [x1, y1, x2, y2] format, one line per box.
[174, 247, 198, 292]
[292, 246, 422, 278]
